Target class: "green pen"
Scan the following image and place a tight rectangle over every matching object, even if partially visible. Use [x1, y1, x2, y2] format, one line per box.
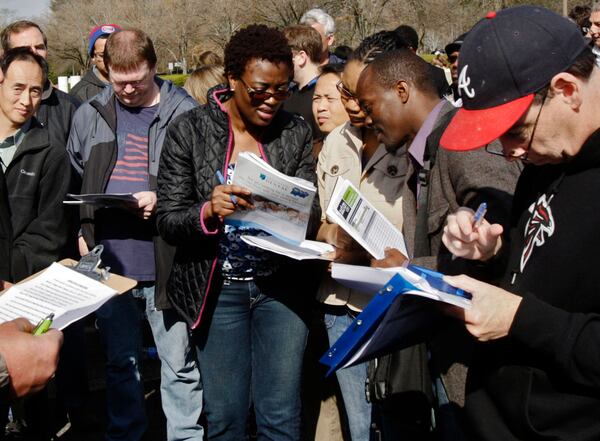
[32, 313, 54, 336]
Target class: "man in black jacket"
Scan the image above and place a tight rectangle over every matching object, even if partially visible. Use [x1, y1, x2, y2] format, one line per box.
[0, 45, 72, 441]
[1, 20, 80, 150]
[441, 6, 600, 441]
[0, 48, 71, 283]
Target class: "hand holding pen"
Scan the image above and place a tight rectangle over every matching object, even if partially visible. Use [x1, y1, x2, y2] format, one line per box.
[0, 317, 63, 397]
[204, 170, 254, 221]
[442, 202, 504, 262]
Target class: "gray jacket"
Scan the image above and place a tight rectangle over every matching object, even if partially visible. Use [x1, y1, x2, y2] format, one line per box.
[67, 78, 197, 309]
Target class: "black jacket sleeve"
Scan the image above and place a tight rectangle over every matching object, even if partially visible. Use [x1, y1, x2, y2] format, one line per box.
[156, 120, 217, 245]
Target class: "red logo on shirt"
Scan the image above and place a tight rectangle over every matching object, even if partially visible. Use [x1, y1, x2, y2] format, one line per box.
[520, 194, 555, 272]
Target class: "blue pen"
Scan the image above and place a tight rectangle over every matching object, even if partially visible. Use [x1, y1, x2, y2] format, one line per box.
[472, 202, 487, 229]
[216, 170, 238, 205]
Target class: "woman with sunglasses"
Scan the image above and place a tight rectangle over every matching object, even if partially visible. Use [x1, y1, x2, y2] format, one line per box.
[315, 31, 409, 441]
[156, 25, 319, 440]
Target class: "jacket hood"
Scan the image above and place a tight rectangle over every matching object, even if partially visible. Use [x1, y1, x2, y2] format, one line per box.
[92, 76, 193, 123]
[80, 68, 108, 89]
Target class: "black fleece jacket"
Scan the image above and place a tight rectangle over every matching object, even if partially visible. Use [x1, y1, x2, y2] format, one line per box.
[465, 128, 600, 441]
[157, 85, 320, 328]
[2, 118, 72, 282]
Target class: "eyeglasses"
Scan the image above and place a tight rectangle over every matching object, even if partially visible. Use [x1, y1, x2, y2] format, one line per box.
[485, 90, 548, 161]
[336, 80, 357, 102]
[238, 77, 290, 101]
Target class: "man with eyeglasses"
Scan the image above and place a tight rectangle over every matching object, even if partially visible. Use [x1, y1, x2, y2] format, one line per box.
[70, 24, 121, 102]
[440, 6, 600, 441]
[67, 29, 201, 441]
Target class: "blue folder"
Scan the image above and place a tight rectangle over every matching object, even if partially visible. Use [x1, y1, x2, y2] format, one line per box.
[320, 268, 467, 375]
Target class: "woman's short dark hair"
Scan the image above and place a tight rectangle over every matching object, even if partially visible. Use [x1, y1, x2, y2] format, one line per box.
[224, 25, 293, 80]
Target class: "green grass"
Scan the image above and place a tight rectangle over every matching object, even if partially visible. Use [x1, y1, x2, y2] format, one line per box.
[159, 73, 189, 87]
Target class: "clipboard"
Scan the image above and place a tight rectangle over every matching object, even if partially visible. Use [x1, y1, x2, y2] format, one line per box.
[2, 245, 137, 295]
[0, 246, 137, 330]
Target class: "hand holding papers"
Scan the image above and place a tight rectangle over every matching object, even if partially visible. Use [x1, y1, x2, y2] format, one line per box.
[325, 177, 408, 260]
[228, 152, 316, 244]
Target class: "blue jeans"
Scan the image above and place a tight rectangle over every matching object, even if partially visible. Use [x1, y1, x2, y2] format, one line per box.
[96, 287, 147, 441]
[325, 308, 374, 441]
[196, 279, 308, 441]
[145, 288, 204, 441]
[97, 285, 204, 441]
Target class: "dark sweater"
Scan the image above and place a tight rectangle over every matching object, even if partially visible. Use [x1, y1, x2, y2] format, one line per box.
[465, 128, 600, 441]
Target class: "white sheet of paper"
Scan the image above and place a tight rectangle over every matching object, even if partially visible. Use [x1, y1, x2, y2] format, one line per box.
[331, 263, 471, 309]
[0, 263, 118, 329]
[241, 235, 334, 260]
[325, 177, 407, 259]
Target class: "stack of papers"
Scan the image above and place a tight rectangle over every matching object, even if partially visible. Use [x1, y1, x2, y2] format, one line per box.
[332, 263, 471, 308]
[241, 236, 334, 260]
[0, 263, 119, 330]
[64, 193, 138, 209]
[229, 152, 316, 244]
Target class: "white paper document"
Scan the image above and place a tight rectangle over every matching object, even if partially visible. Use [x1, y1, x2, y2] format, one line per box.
[241, 235, 334, 260]
[332, 263, 471, 309]
[228, 152, 316, 244]
[0, 263, 118, 330]
[64, 192, 138, 208]
[325, 177, 407, 260]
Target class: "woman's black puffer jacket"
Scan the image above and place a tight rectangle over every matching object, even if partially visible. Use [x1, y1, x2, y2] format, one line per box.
[156, 85, 320, 328]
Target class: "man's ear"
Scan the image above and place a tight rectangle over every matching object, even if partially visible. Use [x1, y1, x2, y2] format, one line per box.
[550, 72, 582, 110]
[395, 80, 409, 104]
[327, 34, 335, 49]
[297, 51, 308, 68]
[0, 69, 4, 84]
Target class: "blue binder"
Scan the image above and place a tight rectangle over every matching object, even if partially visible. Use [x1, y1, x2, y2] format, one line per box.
[320, 268, 469, 375]
[319, 273, 421, 375]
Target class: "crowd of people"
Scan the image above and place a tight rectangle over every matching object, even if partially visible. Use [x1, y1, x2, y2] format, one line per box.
[1, 3, 600, 441]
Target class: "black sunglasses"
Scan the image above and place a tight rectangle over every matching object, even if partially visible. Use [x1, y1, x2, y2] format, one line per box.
[336, 80, 357, 101]
[238, 77, 290, 101]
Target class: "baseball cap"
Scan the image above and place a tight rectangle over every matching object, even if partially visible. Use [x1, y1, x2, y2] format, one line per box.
[444, 32, 467, 56]
[88, 24, 121, 57]
[440, 6, 589, 151]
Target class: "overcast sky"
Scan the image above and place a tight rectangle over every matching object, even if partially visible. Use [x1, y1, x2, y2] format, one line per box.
[2, 0, 51, 20]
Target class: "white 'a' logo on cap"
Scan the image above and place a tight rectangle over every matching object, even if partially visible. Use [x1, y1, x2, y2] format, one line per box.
[458, 65, 475, 99]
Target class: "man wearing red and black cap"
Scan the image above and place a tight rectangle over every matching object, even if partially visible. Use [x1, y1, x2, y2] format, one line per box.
[440, 6, 600, 440]
[70, 24, 121, 102]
